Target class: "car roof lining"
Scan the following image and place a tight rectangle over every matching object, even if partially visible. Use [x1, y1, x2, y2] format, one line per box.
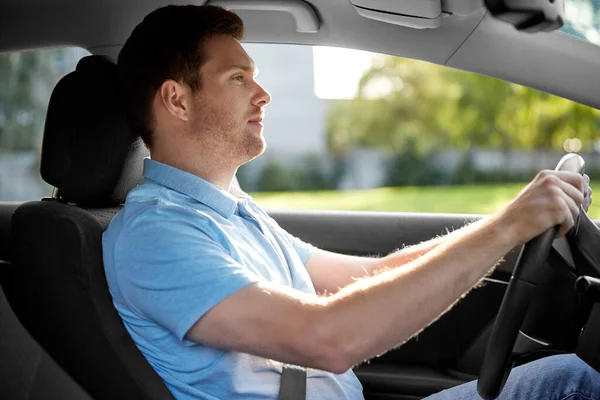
[1, 0, 599, 110]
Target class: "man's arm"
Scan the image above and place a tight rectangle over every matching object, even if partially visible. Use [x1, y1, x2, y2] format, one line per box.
[186, 170, 585, 373]
[187, 213, 511, 373]
[305, 218, 485, 295]
[307, 173, 593, 295]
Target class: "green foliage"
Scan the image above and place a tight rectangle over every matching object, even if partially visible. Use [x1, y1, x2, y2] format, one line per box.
[298, 153, 337, 191]
[251, 183, 600, 219]
[327, 47, 600, 190]
[385, 147, 539, 187]
[235, 162, 255, 190]
[450, 153, 477, 185]
[252, 184, 529, 215]
[256, 161, 300, 192]
[326, 57, 451, 156]
[386, 140, 446, 186]
[0, 48, 77, 152]
[450, 152, 537, 185]
[326, 54, 600, 158]
[255, 154, 341, 192]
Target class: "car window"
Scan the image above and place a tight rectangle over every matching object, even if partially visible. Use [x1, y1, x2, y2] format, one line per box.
[561, 0, 600, 46]
[0, 47, 90, 201]
[239, 44, 600, 218]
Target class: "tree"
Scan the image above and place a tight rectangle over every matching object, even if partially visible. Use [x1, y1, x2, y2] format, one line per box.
[326, 56, 451, 156]
[326, 54, 600, 156]
[0, 48, 73, 152]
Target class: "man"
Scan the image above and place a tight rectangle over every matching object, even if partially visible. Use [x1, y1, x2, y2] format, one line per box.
[103, 4, 599, 400]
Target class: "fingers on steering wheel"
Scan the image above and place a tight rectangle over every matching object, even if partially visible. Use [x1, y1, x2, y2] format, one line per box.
[584, 174, 592, 196]
[562, 192, 579, 219]
[558, 197, 576, 237]
[554, 177, 585, 208]
[551, 178, 581, 236]
[558, 171, 586, 193]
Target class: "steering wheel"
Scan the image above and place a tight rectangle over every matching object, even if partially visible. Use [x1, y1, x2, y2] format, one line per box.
[477, 153, 586, 399]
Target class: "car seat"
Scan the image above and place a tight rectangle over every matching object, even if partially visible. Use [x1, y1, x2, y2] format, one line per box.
[6, 55, 175, 400]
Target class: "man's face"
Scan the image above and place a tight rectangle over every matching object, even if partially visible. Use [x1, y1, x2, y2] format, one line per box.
[188, 34, 271, 165]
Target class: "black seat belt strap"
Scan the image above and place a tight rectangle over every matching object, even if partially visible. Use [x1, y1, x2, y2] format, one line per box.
[277, 365, 306, 400]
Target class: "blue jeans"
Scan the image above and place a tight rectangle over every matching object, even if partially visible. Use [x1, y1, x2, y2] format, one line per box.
[426, 354, 600, 399]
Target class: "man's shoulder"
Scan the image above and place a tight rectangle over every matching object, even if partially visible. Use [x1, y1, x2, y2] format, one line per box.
[102, 185, 232, 283]
[123, 182, 217, 222]
[104, 183, 220, 248]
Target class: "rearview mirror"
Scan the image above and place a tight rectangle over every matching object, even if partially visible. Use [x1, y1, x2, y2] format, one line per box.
[484, 0, 565, 32]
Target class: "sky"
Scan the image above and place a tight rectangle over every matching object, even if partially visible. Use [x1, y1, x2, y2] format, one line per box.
[312, 46, 375, 99]
[562, 0, 600, 45]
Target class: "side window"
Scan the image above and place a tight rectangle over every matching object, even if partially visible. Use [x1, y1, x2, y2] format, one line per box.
[240, 44, 600, 217]
[0, 47, 90, 201]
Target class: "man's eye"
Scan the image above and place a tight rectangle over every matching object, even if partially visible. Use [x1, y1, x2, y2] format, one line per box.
[233, 75, 244, 82]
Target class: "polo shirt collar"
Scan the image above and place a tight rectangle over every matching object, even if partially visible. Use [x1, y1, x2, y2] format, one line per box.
[142, 158, 239, 218]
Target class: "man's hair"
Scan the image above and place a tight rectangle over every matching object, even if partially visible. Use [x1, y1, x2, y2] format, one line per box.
[118, 5, 244, 148]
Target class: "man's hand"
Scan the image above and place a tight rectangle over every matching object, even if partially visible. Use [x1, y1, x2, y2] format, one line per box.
[583, 174, 593, 212]
[499, 170, 587, 244]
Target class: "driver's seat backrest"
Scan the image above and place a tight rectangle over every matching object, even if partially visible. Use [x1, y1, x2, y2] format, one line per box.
[7, 55, 175, 400]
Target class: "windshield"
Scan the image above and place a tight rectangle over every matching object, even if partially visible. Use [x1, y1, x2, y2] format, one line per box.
[560, 0, 600, 46]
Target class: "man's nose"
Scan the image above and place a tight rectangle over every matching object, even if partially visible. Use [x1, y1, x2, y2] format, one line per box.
[252, 82, 271, 107]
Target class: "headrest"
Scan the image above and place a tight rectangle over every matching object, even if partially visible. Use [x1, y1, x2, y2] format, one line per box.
[41, 55, 149, 207]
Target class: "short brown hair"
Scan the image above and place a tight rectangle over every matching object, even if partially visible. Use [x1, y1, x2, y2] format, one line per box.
[118, 5, 244, 148]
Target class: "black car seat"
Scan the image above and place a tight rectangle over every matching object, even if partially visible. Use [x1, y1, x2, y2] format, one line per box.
[0, 283, 92, 400]
[6, 55, 175, 400]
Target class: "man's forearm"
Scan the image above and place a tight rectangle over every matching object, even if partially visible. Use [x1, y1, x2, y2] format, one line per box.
[317, 213, 514, 373]
[370, 217, 487, 275]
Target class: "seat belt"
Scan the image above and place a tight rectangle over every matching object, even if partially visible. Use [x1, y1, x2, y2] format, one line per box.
[277, 366, 306, 400]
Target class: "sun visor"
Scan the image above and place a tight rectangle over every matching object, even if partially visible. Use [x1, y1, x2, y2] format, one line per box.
[351, 0, 442, 29]
[351, 0, 483, 29]
[209, 0, 320, 33]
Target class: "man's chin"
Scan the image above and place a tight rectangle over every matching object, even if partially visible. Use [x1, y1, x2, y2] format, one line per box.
[243, 138, 266, 163]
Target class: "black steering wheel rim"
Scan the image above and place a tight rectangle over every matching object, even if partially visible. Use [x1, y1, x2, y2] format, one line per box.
[476, 154, 585, 400]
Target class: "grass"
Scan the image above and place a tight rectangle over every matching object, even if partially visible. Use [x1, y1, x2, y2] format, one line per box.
[251, 182, 600, 219]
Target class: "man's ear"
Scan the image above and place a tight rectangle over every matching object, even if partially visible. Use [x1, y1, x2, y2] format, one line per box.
[159, 80, 190, 122]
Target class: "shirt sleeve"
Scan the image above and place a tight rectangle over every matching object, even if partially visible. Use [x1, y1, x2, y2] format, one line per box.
[246, 201, 315, 265]
[113, 204, 261, 342]
[283, 230, 314, 265]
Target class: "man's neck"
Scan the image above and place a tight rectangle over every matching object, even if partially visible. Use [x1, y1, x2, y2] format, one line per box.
[151, 151, 237, 192]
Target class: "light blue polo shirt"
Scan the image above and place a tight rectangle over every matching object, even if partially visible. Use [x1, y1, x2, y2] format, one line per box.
[102, 158, 363, 400]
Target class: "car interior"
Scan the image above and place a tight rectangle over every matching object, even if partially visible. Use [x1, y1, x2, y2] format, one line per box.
[0, 0, 600, 399]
